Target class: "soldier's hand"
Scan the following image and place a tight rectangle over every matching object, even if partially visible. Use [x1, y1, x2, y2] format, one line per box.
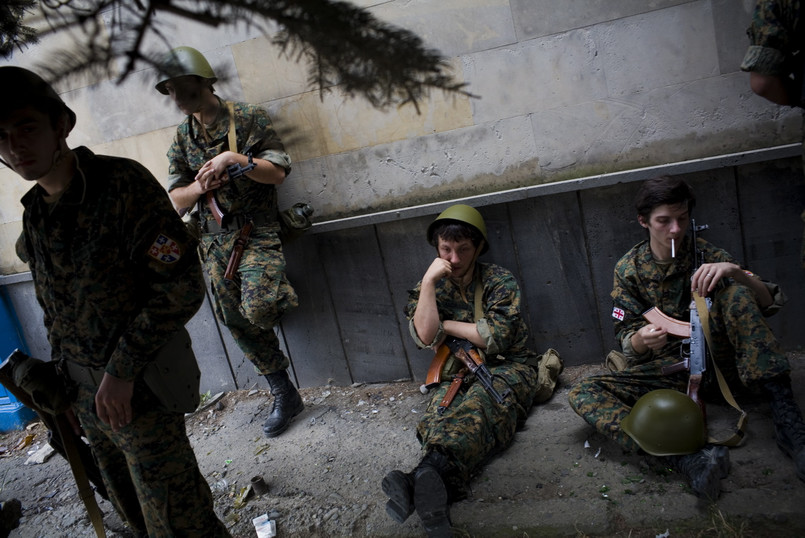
[423, 257, 452, 285]
[693, 262, 744, 297]
[195, 151, 236, 190]
[95, 373, 134, 432]
[634, 324, 667, 352]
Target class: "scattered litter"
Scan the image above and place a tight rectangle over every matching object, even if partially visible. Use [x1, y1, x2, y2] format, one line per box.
[584, 440, 590, 449]
[25, 444, 55, 465]
[253, 514, 276, 537]
[14, 435, 34, 452]
[594, 447, 601, 459]
[234, 485, 254, 509]
[656, 531, 670, 538]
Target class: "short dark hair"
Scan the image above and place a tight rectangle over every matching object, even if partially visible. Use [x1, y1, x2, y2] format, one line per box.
[634, 175, 696, 220]
[429, 221, 484, 250]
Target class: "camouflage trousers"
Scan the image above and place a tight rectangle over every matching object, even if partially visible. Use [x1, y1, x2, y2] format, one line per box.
[73, 380, 230, 537]
[201, 226, 298, 375]
[417, 360, 540, 484]
[568, 283, 790, 452]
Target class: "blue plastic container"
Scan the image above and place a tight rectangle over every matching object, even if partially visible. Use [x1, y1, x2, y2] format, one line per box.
[0, 287, 37, 432]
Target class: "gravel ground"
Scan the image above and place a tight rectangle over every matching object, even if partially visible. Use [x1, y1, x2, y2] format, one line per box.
[0, 356, 804, 537]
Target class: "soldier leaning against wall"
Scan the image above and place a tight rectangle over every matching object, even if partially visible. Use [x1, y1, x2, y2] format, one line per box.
[155, 46, 306, 439]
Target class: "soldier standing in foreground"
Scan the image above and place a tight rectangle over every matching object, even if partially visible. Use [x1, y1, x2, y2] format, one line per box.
[382, 204, 562, 537]
[156, 46, 304, 437]
[568, 175, 805, 501]
[0, 66, 229, 536]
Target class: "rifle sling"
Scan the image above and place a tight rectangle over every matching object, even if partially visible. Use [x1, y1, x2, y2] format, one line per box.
[694, 293, 748, 447]
[54, 414, 107, 537]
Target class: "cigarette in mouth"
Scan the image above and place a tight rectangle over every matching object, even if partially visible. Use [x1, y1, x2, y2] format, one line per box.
[671, 238, 675, 258]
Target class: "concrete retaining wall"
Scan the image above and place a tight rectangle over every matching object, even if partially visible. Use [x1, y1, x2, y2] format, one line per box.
[3, 151, 803, 393]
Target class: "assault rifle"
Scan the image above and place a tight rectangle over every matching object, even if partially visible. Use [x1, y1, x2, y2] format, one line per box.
[203, 154, 258, 281]
[0, 350, 108, 536]
[205, 153, 257, 227]
[424, 336, 511, 414]
[644, 220, 710, 416]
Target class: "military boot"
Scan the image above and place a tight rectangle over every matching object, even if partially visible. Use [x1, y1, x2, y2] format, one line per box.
[764, 375, 805, 481]
[665, 444, 730, 500]
[262, 370, 304, 437]
[381, 470, 415, 523]
[413, 451, 453, 538]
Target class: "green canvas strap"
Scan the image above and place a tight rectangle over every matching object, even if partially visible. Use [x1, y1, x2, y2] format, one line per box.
[695, 294, 748, 447]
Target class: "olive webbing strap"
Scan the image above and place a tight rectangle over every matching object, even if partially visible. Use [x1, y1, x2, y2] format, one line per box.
[695, 294, 748, 447]
[54, 414, 106, 537]
[474, 277, 483, 324]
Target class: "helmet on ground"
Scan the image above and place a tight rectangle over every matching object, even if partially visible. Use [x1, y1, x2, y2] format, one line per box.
[0, 66, 76, 131]
[155, 46, 217, 94]
[427, 204, 489, 254]
[621, 389, 706, 456]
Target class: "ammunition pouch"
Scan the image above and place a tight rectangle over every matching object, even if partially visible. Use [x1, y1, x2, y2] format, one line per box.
[142, 327, 200, 413]
[0, 351, 73, 415]
[279, 203, 314, 242]
[64, 328, 201, 414]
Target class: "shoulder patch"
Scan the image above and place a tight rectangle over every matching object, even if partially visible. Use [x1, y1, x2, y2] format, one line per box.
[612, 307, 625, 321]
[148, 234, 182, 264]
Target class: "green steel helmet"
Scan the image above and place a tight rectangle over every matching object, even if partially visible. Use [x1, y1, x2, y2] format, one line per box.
[621, 389, 706, 456]
[0, 66, 76, 132]
[155, 46, 217, 94]
[427, 204, 489, 254]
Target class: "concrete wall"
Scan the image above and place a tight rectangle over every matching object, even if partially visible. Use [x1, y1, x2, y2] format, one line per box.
[1, 1, 804, 392]
[4, 153, 804, 394]
[2, 1, 802, 272]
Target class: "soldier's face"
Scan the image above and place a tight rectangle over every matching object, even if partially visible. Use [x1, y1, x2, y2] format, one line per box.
[0, 106, 63, 181]
[437, 237, 477, 279]
[639, 202, 689, 255]
[164, 75, 208, 115]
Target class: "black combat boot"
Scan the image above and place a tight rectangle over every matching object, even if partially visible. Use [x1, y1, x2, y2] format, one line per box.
[381, 470, 415, 523]
[665, 444, 730, 500]
[413, 451, 453, 538]
[764, 375, 805, 481]
[262, 370, 304, 437]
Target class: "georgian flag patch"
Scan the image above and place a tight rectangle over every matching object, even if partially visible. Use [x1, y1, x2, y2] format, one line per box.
[612, 307, 625, 321]
[148, 234, 181, 264]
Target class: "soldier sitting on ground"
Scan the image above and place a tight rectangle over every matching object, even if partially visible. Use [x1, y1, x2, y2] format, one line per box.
[382, 204, 562, 537]
[568, 175, 805, 500]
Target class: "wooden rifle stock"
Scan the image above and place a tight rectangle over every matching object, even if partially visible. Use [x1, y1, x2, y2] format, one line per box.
[425, 343, 451, 389]
[224, 221, 253, 281]
[688, 372, 705, 419]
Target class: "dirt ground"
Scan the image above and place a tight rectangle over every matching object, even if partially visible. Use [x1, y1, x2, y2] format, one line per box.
[1, 355, 804, 538]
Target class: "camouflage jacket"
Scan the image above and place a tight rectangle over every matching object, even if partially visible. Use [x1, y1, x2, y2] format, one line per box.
[611, 235, 783, 362]
[741, 0, 803, 78]
[166, 98, 291, 229]
[405, 262, 539, 366]
[17, 147, 205, 381]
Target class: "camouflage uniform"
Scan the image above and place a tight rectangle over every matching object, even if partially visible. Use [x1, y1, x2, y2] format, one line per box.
[740, 0, 805, 267]
[167, 98, 296, 375]
[17, 147, 229, 536]
[405, 262, 545, 485]
[568, 235, 789, 451]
